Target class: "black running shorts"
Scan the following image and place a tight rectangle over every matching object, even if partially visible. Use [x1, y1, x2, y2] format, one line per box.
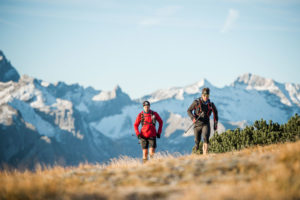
[140, 137, 157, 149]
[194, 124, 210, 144]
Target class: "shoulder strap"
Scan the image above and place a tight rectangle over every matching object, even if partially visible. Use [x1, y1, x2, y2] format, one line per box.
[140, 110, 156, 126]
[140, 111, 144, 126]
[206, 101, 214, 118]
[151, 110, 156, 126]
[194, 98, 202, 113]
[208, 102, 212, 110]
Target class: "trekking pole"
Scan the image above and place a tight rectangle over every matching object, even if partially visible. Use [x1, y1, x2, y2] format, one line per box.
[184, 115, 201, 135]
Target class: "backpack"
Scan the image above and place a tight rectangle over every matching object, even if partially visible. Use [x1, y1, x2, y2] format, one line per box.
[194, 98, 213, 118]
[140, 111, 156, 127]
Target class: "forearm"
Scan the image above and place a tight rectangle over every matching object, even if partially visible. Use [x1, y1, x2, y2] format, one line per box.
[212, 104, 218, 122]
[156, 114, 163, 134]
[134, 124, 140, 136]
[187, 102, 196, 120]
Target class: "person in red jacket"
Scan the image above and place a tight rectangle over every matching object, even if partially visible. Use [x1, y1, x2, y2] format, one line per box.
[134, 100, 163, 163]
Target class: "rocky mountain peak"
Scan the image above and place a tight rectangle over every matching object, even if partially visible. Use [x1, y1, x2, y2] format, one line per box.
[0, 50, 20, 83]
[92, 85, 129, 101]
[232, 73, 276, 90]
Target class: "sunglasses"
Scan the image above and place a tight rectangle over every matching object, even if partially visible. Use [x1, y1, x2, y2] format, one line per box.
[203, 94, 209, 97]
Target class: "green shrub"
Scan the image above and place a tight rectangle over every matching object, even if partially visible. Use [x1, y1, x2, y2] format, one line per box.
[192, 113, 300, 154]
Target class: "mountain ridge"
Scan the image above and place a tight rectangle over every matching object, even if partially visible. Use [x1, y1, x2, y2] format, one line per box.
[0, 50, 20, 83]
[0, 50, 299, 169]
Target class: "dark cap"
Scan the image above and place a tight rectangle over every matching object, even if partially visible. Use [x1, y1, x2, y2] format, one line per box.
[202, 87, 210, 95]
[143, 100, 150, 106]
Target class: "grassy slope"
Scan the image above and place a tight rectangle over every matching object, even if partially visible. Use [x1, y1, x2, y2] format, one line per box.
[1, 141, 300, 200]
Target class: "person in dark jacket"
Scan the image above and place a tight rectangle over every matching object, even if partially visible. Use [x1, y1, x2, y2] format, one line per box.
[187, 88, 218, 155]
[134, 100, 163, 163]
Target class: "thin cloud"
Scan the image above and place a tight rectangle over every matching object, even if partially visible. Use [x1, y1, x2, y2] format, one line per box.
[221, 9, 239, 33]
[139, 5, 182, 27]
[155, 5, 182, 17]
[0, 4, 110, 24]
[139, 18, 161, 26]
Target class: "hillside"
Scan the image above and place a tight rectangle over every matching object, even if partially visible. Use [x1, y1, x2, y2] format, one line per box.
[1, 140, 299, 200]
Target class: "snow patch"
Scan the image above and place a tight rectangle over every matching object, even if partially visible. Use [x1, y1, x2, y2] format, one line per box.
[90, 114, 125, 139]
[0, 82, 15, 105]
[228, 120, 248, 129]
[52, 98, 73, 110]
[184, 80, 204, 94]
[25, 122, 36, 131]
[30, 91, 45, 108]
[0, 104, 17, 125]
[90, 104, 140, 140]
[145, 79, 210, 103]
[285, 83, 300, 107]
[165, 113, 191, 137]
[51, 99, 75, 133]
[41, 136, 51, 144]
[41, 81, 50, 87]
[10, 99, 56, 137]
[93, 89, 116, 101]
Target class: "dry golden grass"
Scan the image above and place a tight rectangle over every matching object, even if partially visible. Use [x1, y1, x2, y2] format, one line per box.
[1, 141, 300, 200]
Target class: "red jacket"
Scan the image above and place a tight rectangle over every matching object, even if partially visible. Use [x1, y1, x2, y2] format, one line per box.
[134, 110, 163, 138]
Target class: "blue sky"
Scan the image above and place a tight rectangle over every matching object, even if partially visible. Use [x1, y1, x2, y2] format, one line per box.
[1, 0, 300, 98]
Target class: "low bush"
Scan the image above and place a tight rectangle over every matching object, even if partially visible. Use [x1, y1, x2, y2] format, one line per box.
[193, 114, 300, 154]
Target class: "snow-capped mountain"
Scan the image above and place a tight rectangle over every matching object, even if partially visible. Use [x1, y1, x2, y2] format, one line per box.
[233, 73, 300, 107]
[0, 74, 125, 168]
[0, 50, 299, 169]
[140, 79, 213, 103]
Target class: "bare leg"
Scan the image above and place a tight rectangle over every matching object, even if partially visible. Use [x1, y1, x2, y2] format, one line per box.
[202, 125, 210, 155]
[149, 148, 155, 159]
[203, 143, 208, 155]
[143, 149, 148, 160]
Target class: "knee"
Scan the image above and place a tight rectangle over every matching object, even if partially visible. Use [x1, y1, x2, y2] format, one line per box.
[150, 148, 155, 154]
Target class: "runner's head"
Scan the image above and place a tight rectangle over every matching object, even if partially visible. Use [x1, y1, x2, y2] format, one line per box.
[143, 100, 150, 112]
[202, 88, 210, 101]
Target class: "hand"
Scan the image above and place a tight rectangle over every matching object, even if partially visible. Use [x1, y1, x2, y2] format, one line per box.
[157, 134, 160, 139]
[214, 121, 218, 131]
[193, 118, 196, 123]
